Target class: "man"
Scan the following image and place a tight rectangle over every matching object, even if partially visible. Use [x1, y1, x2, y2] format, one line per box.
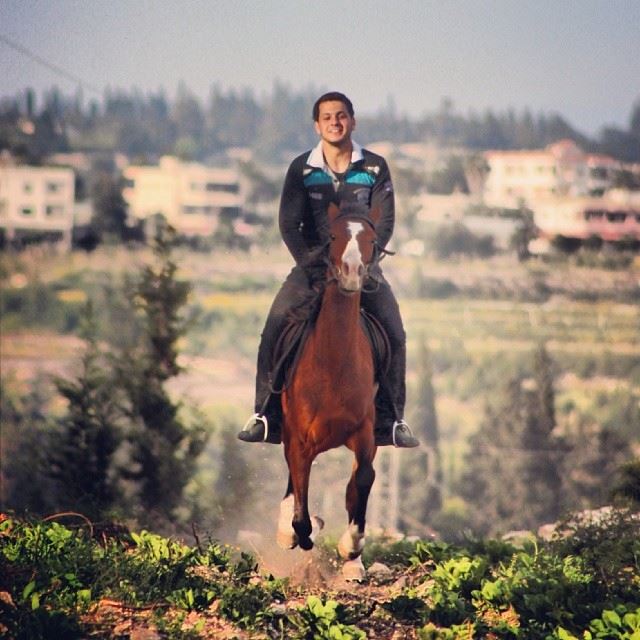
[238, 91, 418, 448]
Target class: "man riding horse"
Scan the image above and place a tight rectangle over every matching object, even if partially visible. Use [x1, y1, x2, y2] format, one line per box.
[238, 91, 419, 449]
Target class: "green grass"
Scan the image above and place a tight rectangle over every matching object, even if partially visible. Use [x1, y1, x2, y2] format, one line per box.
[2, 511, 639, 639]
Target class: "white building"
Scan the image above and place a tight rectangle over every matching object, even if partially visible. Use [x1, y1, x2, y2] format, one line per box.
[122, 156, 244, 236]
[534, 196, 640, 243]
[482, 140, 618, 209]
[0, 157, 75, 248]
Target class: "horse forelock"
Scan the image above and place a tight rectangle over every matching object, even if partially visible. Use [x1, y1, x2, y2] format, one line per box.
[333, 212, 376, 233]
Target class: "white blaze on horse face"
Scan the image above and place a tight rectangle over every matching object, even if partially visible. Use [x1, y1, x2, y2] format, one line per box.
[340, 222, 365, 291]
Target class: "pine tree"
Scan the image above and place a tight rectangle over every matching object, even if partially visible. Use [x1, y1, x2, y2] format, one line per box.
[611, 458, 640, 508]
[459, 379, 530, 535]
[562, 420, 630, 510]
[1, 374, 55, 514]
[116, 224, 209, 525]
[519, 344, 563, 525]
[459, 345, 564, 535]
[90, 173, 128, 242]
[47, 303, 122, 519]
[400, 340, 443, 535]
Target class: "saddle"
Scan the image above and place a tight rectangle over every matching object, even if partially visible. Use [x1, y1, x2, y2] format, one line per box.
[268, 307, 391, 396]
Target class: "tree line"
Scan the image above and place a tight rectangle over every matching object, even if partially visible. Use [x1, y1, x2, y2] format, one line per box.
[2, 239, 639, 537]
[407, 343, 639, 540]
[1, 83, 639, 163]
[1, 225, 210, 530]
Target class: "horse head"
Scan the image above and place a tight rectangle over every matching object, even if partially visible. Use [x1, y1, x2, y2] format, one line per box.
[327, 202, 381, 293]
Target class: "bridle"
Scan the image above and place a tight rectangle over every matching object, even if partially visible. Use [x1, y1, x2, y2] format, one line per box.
[324, 214, 394, 293]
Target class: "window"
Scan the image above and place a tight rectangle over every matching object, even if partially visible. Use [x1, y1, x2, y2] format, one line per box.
[206, 182, 239, 193]
[124, 178, 135, 188]
[606, 212, 626, 223]
[590, 167, 608, 179]
[182, 205, 213, 215]
[20, 206, 34, 216]
[46, 205, 65, 217]
[46, 182, 64, 193]
[23, 182, 33, 194]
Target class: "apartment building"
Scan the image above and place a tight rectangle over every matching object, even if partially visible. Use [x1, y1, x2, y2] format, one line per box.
[534, 195, 640, 243]
[482, 140, 619, 209]
[0, 157, 75, 248]
[122, 156, 243, 236]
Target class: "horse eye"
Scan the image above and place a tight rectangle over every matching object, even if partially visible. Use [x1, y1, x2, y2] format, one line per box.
[330, 234, 336, 240]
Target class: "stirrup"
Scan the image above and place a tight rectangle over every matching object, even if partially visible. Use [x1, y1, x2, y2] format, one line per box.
[392, 419, 418, 448]
[241, 413, 269, 442]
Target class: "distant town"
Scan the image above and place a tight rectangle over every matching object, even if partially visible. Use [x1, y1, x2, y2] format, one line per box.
[1, 86, 639, 255]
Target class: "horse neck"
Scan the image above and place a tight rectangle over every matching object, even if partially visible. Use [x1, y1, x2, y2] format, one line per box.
[314, 282, 362, 357]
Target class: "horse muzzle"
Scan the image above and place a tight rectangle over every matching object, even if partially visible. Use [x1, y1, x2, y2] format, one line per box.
[338, 260, 366, 292]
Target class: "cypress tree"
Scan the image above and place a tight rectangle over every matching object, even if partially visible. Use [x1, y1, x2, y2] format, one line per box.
[459, 345, 564, 535]
[116, 224, 209, 525]
[47, 303, 122, 519]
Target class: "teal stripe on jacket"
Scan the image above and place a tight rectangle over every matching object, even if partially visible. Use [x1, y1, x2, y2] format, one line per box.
[345, 171, 375, 186]
[303, 171, 333, 187]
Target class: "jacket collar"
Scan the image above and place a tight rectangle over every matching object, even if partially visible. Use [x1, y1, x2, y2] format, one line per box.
[306, 140, 364, 169]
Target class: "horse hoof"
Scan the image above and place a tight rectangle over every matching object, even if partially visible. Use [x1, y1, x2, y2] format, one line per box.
[342, 557, 366, 582]
[276, 531, 298, 550]
[338, 523, 364, 560]
[299, 537, 314, 551]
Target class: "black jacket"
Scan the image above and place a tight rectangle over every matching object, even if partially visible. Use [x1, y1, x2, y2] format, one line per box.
[278, 143, 395, 266]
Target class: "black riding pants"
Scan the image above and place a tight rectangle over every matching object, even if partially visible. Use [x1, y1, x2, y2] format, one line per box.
[254, 265, 406, 432]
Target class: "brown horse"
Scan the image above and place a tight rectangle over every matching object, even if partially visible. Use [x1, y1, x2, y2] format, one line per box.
[276, 202, 380, 580]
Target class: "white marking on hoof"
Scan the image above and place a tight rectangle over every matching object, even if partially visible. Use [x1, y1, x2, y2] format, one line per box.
[309, 515, 325, 543]
[342, 556, 366, 582]
[338, 522, 365, 560]
[276, 495, 298, 549]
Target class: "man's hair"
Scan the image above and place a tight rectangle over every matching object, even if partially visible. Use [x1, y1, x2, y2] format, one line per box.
[312, 92, 354, 121]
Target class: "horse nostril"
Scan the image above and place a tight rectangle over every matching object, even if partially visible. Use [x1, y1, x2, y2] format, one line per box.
[357, 264, 364, 277]
[342, 261, 350, 276]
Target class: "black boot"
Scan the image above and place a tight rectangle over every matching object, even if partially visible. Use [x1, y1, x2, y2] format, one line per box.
[238, 413, 282, 444]
[390, 420, 419, 448]
[374, 416, 419, 448]
[373, 387, 419, 448]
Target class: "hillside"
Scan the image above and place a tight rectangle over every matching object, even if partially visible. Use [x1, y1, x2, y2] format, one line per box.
[2, 245, 640, 542]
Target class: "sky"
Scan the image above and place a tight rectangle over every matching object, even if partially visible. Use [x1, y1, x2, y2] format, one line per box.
[1, 0, 639, 137]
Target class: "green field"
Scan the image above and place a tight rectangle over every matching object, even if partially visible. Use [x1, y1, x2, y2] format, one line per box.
[2, 245, 639, 538]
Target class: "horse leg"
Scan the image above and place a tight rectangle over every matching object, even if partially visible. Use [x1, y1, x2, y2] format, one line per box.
[339, 430, 376, 580]
[276, 475, 298, 549]
[284, 442, 316, 551]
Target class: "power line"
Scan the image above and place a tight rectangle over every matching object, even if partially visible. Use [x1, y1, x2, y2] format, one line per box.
[0, 33, 102, 96]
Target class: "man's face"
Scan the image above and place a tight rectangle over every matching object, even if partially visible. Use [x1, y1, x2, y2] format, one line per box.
[314, 100, 356, 146]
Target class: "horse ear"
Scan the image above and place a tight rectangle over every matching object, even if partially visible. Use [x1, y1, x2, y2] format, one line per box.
[327, 202, 340, 222]
[369, 207, 381, 225]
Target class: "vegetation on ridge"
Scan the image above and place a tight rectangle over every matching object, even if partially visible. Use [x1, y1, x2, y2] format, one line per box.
[1, 509, 639, 639]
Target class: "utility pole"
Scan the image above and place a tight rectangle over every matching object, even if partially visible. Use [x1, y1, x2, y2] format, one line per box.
[368, 447, 400, 534]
